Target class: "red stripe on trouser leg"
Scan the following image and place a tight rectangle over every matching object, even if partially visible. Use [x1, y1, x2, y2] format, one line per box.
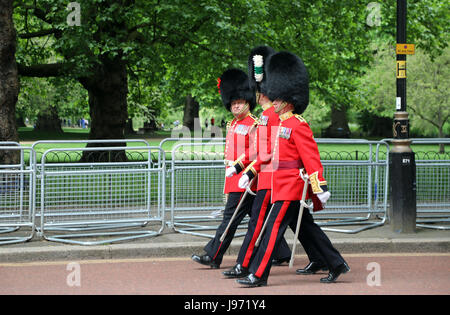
[212, 242, 223, 261]
[242, 190, 271, 267]
[255, 201, 291, 278]
[212, 192, 244, 261]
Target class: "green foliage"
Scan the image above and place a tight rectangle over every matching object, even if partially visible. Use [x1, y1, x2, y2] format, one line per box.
[376, 0, 450, 59]
[408, 47, 450, 137]
[16, 76, 88, 124]
[12, 0, 450, 136]
[356, 45, 449, 137]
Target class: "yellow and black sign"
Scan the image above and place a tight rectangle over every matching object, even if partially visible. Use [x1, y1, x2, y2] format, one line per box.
[396, 43, 415, 55]
[397, 60, 406, 79]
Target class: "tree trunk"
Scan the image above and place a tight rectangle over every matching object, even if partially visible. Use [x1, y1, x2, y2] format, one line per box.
[79, 56, 128, 162]
[438, 126, 445, 154]
[0, 0, 20, 164]
[125, 117, 135, 135]
[35, 106, 63, 133]
[183, 94, 199, 131]
[323, 104, 351, 138]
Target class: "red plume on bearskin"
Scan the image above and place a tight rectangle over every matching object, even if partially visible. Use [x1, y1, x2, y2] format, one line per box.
[216, 77, 221, 94]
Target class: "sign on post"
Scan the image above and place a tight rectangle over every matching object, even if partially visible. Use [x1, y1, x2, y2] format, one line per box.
[396, 43, 415, 55]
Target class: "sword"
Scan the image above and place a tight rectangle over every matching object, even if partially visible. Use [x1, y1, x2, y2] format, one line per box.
[219, 177, 255, 242]
[289, 169, 312, 268]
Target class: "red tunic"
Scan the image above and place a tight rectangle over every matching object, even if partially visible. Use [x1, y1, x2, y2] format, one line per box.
[270, 111, 328, 211]
[224, 113, 258, 193]
[244, 103, 279, 191]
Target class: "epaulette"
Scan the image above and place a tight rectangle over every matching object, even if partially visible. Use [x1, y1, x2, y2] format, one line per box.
[294, 114, 307, 123]
[249, 113, 259, 125]
[226, 120, 232, 131]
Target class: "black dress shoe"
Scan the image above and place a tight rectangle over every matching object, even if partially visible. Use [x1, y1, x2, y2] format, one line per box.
[296, 262, 328, 275]
[222, 263, 249, 278]
[236, 274, 267, 287]
[191, 254, 220, 269]
[320, 262, 350, 283]
[271, 257, 290, 266]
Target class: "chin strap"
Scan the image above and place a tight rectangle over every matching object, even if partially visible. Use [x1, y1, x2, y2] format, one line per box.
[274, 101, 288, 113]
[233, 103, 250, 119]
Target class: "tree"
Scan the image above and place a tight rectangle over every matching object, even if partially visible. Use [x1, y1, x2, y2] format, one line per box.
[0, 0, 20, 164]
[7, 0, 449, 147]
[17, 76, 89, 129]
[183, 94, 199, 131]
[376, 0, 449, 59]
[408, 48, 449, 149]
[258, 0, 449, 137]
[357, 45, 449, 150]
[16, 0, 132, 144]
[13, 1, 266, 139]
[252, 1, 376, 137]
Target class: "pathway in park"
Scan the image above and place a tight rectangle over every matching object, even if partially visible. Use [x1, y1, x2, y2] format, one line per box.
[1, 253, 449, 296]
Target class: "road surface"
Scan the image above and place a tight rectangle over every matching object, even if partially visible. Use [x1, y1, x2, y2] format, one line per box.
[1, 253, 449, 296]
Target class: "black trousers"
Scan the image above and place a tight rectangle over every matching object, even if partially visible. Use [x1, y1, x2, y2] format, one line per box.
[249, 200, 345, 280]
[236, 189, 291, 268]
[204, 191, 255, 265]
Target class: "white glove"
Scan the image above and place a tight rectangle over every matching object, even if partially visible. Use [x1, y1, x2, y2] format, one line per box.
[238, 174, 250, 189]
[317, 191, 331, 206]
[225, 166, 237, 177]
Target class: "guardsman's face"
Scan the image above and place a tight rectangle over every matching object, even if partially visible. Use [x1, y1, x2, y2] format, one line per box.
[273, 99, 293, 114]
[258, 93, 271, 106]
[231, 99, 249, 117]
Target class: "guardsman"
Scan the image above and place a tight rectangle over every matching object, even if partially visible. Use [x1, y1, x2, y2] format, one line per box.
[237, 51, 349, 287]
[222, 46, 291, 279]
[191, 68, 258, 269]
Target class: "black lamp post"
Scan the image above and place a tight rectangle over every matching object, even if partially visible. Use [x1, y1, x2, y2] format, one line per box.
[389, 0, 417, 233]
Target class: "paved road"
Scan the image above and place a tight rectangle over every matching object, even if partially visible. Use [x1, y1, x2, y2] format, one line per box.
[1, 253, 449, 296]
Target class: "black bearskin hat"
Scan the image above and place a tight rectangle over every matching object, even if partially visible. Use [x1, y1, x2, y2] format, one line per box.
[218, 68, 256, 112]
[247, 46, 276, 95]
[266, 51, 309, 114]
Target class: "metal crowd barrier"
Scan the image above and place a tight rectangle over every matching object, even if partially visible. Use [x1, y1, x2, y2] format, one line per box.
[164, 139, 247, 238]
[409, 138, 449, 230]
[35, 140, 165, 245]
[164, 138, 390, 236]
[312, 139, 389, 233]
[0, 137, 447, 245]
[0, 143, 36, 245]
